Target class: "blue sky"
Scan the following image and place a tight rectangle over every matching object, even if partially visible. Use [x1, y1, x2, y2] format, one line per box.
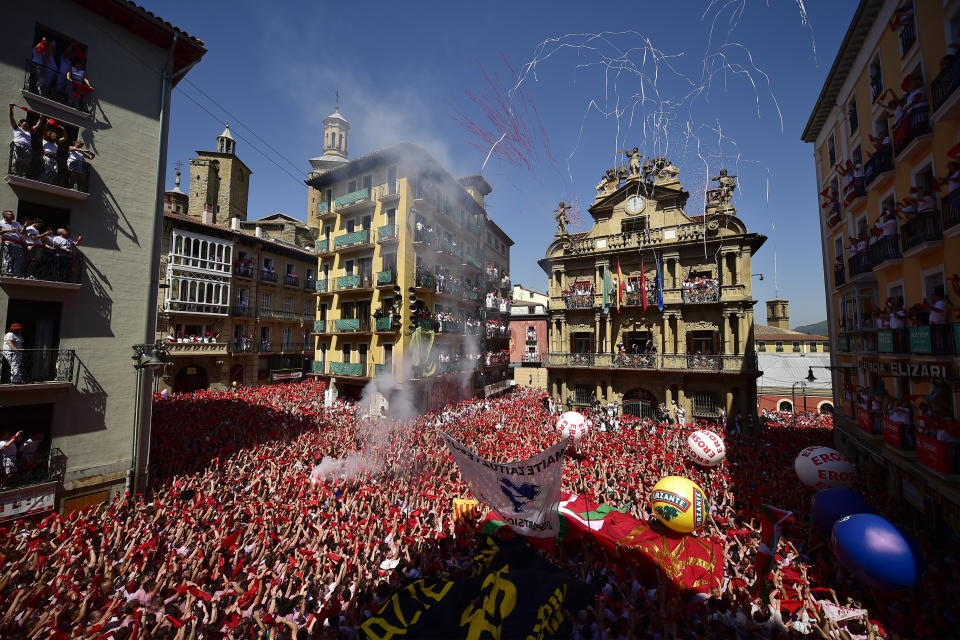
[159, 0, 857, 328]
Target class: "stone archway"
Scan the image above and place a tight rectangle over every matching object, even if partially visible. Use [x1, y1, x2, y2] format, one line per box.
[174, 365, 209, 394]
[622, 387, 658, 419]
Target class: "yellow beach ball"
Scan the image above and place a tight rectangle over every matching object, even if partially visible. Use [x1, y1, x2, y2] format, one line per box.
[649, 476, 709, 534]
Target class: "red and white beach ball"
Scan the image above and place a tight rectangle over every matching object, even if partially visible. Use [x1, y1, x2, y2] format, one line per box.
[686, 430, 726, 467]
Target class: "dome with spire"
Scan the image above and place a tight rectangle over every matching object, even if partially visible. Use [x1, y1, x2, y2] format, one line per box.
[217, 123, 236, 155]
[310, 103, 350, 173]
[324, 107, 348, 124]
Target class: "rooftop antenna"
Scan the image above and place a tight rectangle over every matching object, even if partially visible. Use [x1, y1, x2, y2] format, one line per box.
[335, 89, 340, 111]
[771, 221, 779, 298]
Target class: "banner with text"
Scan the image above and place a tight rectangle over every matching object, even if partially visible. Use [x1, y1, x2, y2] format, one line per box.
[442, 433, 565, 538]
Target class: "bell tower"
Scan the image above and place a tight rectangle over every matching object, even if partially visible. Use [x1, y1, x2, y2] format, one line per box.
[765, 299, 790, 329]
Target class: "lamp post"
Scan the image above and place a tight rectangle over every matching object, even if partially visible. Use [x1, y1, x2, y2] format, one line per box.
[792, 366, 817, 426]
[128, 341, 170, 497]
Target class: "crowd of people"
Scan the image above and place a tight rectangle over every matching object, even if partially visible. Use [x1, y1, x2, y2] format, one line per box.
[29, 37, 95, 111]
[0, 381, 953, 639]
[0, 209, 83, 282]
[681, 276, 720, 303]
[9, 104, 94, 192]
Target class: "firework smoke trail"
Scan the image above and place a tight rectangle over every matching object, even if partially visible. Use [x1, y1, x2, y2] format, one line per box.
[448, 2, 818, 231]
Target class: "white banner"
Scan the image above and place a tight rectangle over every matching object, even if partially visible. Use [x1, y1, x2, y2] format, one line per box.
[820, 601, 867, 623]
[442, 433, 566, 538]
[0, 481, 57, 522]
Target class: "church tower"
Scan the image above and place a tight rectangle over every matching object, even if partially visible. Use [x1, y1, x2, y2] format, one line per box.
[765, 299, 790, 330]
[187, 124, 252, 227]
[308, 103, 350, 230]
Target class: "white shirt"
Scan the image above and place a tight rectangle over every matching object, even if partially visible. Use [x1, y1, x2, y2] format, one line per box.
[0, 440, 16, 462]
[23, 225, 42, 247]
[880, 218, 897, 237]
[12, 128, 30, 147]
[49, 235, 74, 255]
[3, 332, 22, 353]
[930, 299, 948, 325]
[18, 438, 39, 459]
[0, 219, 23, 243]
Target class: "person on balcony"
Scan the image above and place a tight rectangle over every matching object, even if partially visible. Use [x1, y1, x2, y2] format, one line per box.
[0, 430, 22, 478]
[915, 188, 937, 215]
[23, 218, 50, 279]
[39, 118, 68, 185]
[66, 56, 94, 110]
[67, 140, 94, 191]
[0, 210, 25, 276]
[49, 228, 82, 282]
[9, 105, 43, 177]
[30, 38, 57, 97]
[3, 323, 24, 384]
[935, 161, 960, 194]
[17, 432, 42, 473]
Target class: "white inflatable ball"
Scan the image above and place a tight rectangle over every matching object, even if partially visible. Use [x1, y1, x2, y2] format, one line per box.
[557, 411, 589, 445]
[160, 389, 170, 399]
[794, 446, 855, 490]
[686, 430, 726, 467]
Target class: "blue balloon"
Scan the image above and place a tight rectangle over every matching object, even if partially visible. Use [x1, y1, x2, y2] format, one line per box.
[831, 514, 922, 590]
[811, 488, 874, 531]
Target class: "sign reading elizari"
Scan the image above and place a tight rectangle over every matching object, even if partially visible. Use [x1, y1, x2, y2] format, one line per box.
[442, 433, 566, 538]
[859, 360, 950, 378]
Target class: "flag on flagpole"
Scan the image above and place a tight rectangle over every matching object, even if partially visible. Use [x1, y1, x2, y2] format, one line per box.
[753, 504, 793, 601]
[655, 252, 664, 312]
[639, 254, 647, 313]
[616, 259, 624, 312]
[602, 267, 611, 315]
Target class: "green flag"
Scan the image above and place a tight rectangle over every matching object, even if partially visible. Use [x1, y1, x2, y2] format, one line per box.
[602, 269, 611, 315]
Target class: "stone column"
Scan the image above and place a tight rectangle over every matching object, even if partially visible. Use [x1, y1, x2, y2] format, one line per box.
[677, 387, 687, 420]
[605, 315, 612, 353]
[594, 313, 602, 353]
[722, 312, 733, 354]
[662, 314, 673, 354]
[725, 390, 734, 416]
[737, 312, 746, 355]
[675, 313, 686, 356]
[560, 379, 568, 404]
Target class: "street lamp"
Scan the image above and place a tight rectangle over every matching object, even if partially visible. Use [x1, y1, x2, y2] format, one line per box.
[128, 341, 169, 496]
[792, 366, 817, 426]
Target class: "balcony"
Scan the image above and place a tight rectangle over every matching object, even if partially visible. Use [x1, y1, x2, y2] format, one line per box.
[166, 341, 228, 356]
[6, 143, 89, 200]
[567, 222, 705, 255]
[316, 201, 332, 218]
[870, 75, 884, 102]
[0, 349, 76, 388]
[545, 352, 758, 374]
[522, 352, 542, 363]
[881, 418, 916, 453]
[334, 187, 372, 212]
[311, 360, 326, 374]
[335, 318, 369, 333]
[942, 189, 960, 234]
[415, 270, 434, 290]
[376, 270, 396, 287]
[260, 308, 304, 322]
[0, 243, 84, 289]
[315, 239, 329, 254]
[316, 279, 329, 294]
[864, 147, 893, 187]
[336, 273, 371, 291]
[565, 293, 594, 309]
[374, 363, 390, 377]
[164, 301, 229, 316]
[893, 108, 931, 158]
[259, 341, 275, 353]
[329, 361, 367, 377]
[378, 225, 398, 242]
[436, 279, 464, 299]
[279, 342, 305, 353]
[374, 181, 401, 201]
[231, 303, 254, 317]
[283, 274, 299, 288]
[834, 267, 846, 288]
[681, 281, 719, 304]
[900, 211, 942, 255]
[333, 229, 371, 249]
[917, 434, 960, 475]
[437, 320, 465, 334]
[436, 238, 463, 260]
[375, 317, 399, 332]
[467, 221, 482, 236]
[857, 411, 883, 437]
[868, 235, 901, 268]
[932, 54, 960, 118]
[876, 328, 908, 354]
[313, 320, 328, 333]
[847, 252, 872, 278]
[304, 278, 316, 291]
[898, 19, 916, 57]
[233, 264, 253, 278]
[414, 228, 434, 245]
[465, 254, 482, 270]
[22, 60, 95, 116]
[0, 447, 67, 495]
[228, 342, 255, 354]
[259, 270, 278, 285]
[908, 325, 951, 356]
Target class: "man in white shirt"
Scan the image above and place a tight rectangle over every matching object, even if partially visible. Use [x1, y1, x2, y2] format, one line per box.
[0, 210, 25, 277]
[48, 228, 82, 282]
[3, 322, 24, 383]
[0, 430, 22, 476]
[17, 432, 42, 472]
[22, 218, 49, 279]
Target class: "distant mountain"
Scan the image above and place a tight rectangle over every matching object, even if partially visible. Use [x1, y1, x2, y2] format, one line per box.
[793, 320, 828, 336]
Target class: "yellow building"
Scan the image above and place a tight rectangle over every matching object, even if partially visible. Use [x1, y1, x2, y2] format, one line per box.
[305, 110, 513, 407]
[802, 0, 960, 526]
[539, 155, 765, 421]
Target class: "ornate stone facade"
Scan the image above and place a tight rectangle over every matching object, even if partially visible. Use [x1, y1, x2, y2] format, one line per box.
[539, 156, 766, 421]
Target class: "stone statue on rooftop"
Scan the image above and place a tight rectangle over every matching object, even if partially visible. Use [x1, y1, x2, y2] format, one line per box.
[710, 169, 737, 205]
[619, 147, 642, 177]
[554, 201, 572, 235]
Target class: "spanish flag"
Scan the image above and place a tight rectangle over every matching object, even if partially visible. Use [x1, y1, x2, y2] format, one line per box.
[616, 258, 624, 312]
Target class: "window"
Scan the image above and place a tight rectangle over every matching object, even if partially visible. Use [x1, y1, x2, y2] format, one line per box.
[827, 136, 837, 167]
[304, 300, 313, 317]
[345, 218, 356, 233]
[282, 327, 293, 347]
[342, 343, 352, 362]
[573, 385, 592, 406]
[848, 98, 858, 135]
[283, 298, 293, 313]
[383, 343, 393, 364]
[324, 189, 333, 208]
[259, 294, 271, 311]
[757, 341, 766, 352]
[869, 57, 884, 101]
[344, 260, 354, 276]
[382, 253, 397, 272]
[361, 174, 373, 191]
[259, 326, 270, 341]
[691, 392, 719, 417]
[347, 179, 358, 192]
[923, 270, 945, 303]
[28, 26, 91, 112]
[823, 342, 830, 353]
[792, 341, 801, 352]
[810, 342, 818, 353]
[775, 341, 784, 353]
[386, 166, 398, 194]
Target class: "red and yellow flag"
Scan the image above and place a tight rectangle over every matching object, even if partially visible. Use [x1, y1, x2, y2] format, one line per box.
[616, 259, 624, 312]
[639, 256, 647, 312]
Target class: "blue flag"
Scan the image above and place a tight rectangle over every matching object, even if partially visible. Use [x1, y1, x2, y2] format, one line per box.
[655, 252, 664, 312]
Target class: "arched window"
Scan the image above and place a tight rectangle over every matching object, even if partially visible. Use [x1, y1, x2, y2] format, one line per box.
[339, 134, 343, 149]
[778, 400, 793, 412]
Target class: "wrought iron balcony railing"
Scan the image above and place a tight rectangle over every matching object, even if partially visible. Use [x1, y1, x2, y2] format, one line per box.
[545, 352, 758, 373]
[7, 142, 90, 193]
[228, 342, 256, 354]
[848, 252, 872, 277]
[565, 294, 594, 309]
[0, 447, 67, 492]
[893, 108, 931, 157]
[681, 282, 720, 303]
[336, 273, 372, 290]
[284, 274, 299, 287]
[0, 242, 84, 284]
[864, 147, 893, 187]
[943, 190, 960, 232]
[901, 211, 942, 253]
[259, 270, 278, 283]
[304, 278, 316, 290]
[869, 234, 901, 265]
[233, 264, 254, 278]
[23, 60, 95, 114]
[0, 349, 76, 385]
[932, 53, 960, 113]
